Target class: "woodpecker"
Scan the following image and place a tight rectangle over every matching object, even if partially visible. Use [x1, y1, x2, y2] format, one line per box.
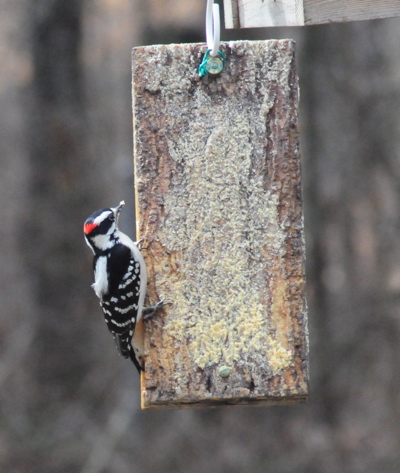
[83, 201, 164, 372]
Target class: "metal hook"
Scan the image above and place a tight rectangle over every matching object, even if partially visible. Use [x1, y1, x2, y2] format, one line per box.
[206, 0, 221, 57]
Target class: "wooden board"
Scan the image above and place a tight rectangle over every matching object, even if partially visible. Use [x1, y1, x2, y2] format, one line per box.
[224, 0, 400, 28]
[132, 40, 309, 409]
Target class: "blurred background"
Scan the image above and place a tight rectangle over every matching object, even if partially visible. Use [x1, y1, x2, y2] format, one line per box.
[2, 1, 400, 472]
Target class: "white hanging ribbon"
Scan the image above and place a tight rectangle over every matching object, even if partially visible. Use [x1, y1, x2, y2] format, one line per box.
[206, 0, 221, 57]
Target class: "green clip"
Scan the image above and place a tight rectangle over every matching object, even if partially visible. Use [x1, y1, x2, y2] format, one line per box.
[199, 50, 226, 78]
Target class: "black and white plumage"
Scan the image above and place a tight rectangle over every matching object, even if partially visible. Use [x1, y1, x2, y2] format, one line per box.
[83, 201, 147, 372]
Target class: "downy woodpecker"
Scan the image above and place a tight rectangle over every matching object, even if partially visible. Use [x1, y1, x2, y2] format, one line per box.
[84, 201, 164, 372]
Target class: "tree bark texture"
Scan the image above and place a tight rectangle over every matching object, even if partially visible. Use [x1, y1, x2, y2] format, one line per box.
[132, 40, 309, 409]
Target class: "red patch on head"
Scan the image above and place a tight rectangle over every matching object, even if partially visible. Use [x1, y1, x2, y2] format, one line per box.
[84, 222, 98, 235]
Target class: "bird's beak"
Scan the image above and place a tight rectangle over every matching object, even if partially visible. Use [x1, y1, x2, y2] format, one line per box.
[112, 200, 125, 219]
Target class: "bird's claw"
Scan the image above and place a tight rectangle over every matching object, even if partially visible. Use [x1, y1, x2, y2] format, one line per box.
[143, 299, 172, 320]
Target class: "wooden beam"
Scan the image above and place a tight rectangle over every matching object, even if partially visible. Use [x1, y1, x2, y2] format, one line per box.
[132, 40, 309, 409]
[224, 0, 400, 28]
[305, 1, 400, 25]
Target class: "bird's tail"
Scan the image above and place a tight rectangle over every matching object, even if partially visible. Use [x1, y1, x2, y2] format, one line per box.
[115, 330, 144, 373]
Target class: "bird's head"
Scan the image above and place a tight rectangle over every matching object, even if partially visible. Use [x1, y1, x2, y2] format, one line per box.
[84, 201, 125, 254]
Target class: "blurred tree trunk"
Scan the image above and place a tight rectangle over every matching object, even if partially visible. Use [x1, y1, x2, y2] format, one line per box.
[300, 19, 400, 471]
[21, 1, 100, 470]
[2, 1, 143, 472]
[27, 0, 88, 372]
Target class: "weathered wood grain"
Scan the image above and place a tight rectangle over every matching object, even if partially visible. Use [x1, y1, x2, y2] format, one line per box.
[305, 0, 400, 24]
[132, 40, 309, 409]
[224, 0, 400, 28]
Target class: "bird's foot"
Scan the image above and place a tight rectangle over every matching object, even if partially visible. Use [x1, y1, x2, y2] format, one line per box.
[135, 237, 148, 251]
[143, 299, 172, 320]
